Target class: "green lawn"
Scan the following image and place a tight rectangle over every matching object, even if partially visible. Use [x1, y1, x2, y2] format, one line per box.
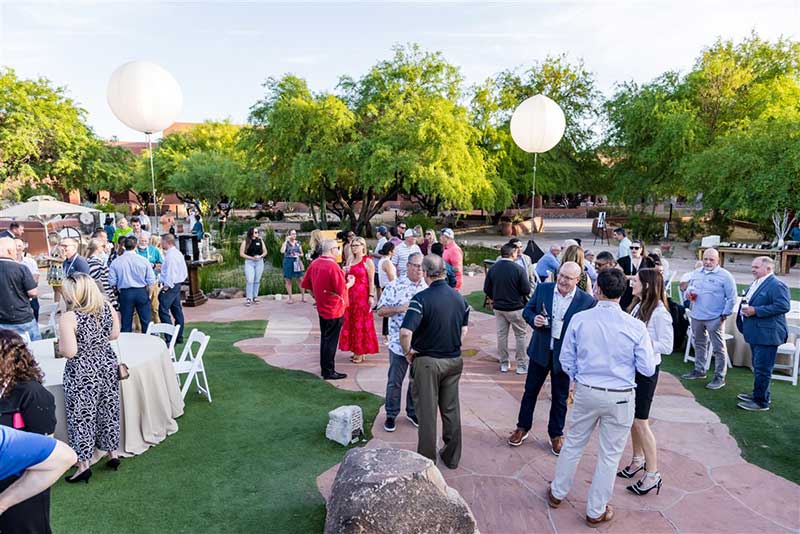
[50, 320, 383, 534]
[660, 354, 800, 484]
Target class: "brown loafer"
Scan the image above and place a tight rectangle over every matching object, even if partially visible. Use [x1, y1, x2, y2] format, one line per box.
[550, 435, 564, 456]
[507, 428, 529, 447]
[586, 505, 614, 528]
[547, 486, 562, 508]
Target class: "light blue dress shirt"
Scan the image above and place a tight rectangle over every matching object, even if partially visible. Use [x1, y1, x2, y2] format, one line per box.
[617, 237, 632, 260]
[559, 301, 657, 389]
[686, 266, 737, 320]
[159, 246, 188, 289]
[108, 250, 155, 289]
[535, 252, 561, 280]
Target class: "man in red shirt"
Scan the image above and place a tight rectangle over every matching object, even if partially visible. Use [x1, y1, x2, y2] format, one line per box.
[301, 239, 355, 380]
[440, 228, 464, 290]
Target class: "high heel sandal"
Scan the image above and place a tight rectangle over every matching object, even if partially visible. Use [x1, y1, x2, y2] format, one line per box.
[627, 472, 662, 495]
[617, 457, 646, 479]
[65, 468, 92, 484]
[106, 457, 121, 471]
[351, 354, 364, 364]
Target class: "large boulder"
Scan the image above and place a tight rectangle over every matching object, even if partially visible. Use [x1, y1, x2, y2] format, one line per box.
[324, 447, 479, 534]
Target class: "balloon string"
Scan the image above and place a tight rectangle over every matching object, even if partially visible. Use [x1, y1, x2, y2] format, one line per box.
[147, 133, 160, 233]
[530, 152, 538, 235]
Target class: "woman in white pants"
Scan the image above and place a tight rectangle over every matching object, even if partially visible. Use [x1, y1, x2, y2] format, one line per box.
[240, 227, 267, 306]
[618, 268, 673, 495]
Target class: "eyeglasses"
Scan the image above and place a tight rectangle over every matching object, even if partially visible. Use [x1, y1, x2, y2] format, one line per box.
[630, 246, 641, 250]
[408, 263, 423, 269]
[557, 273, 579, 281]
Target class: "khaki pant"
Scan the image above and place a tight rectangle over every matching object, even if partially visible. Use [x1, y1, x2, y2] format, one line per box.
[551, 384, 635, 519]
[494, 308, 529, 366]
[411, 356, 463, 468]
[132, 286, 160, 332]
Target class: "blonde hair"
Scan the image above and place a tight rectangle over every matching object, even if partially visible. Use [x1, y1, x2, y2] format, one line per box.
[61, 273, 107, 316]
[149, 234, 162, 248]
[351, 236, 367, 251]
[309, 229, 323, 251]
[87, 238, 105, 257]
[561, 245, 585, 269]
[425, 229, 437, 243]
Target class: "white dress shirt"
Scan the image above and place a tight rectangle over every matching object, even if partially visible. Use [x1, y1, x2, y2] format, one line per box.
[159, 246, 189, 289]
[551, 286, 577, 343]
[560, 301, 657, 390]
[630, 301, 673, 365]
[744, 273, 773, 302]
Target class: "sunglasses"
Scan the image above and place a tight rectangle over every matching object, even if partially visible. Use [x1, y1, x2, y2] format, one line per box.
[630, 246, 641, 250]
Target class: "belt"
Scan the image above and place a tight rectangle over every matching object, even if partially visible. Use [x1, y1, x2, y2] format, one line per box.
[581, 383, 634, 393]
[119, 286, 147, 291]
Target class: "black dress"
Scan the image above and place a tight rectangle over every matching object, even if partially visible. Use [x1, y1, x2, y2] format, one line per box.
[0, 380, 57, 534]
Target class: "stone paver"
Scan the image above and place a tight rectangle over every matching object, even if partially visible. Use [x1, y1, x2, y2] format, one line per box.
[184, 273, 799, 534]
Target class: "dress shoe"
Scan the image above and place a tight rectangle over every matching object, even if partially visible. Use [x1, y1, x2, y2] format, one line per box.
[106, 457, 121, 471]
[323, 372, 347, 380]
[736, 393, 755, 402]
[547, 486, 562, 508]
[507, 428, 529, 447]
[586, 505, 614, 528]
[738, 399, 769, 411]
[550, 435, 564, 456]
[627, 471, 662, 495]
[65, 468, 92, 484]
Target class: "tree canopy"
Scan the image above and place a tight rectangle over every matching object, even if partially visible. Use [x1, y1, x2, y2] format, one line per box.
[603, 33, 800, 221]
[242, 44, 501, 233]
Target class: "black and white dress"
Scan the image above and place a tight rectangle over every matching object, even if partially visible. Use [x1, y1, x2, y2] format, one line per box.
[63, 304, 121, 462]
[88, 255, 119, 310]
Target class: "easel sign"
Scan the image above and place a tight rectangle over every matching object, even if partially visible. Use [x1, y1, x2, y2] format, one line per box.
[594, 211, 608, 245]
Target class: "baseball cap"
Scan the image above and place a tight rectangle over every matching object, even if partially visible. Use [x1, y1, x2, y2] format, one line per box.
[403, 229, 416, 238]
[441, 228, 455, 239]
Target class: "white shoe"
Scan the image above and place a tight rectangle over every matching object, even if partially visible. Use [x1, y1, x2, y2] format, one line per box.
[516, 365, 528, 375]
[500, 362, 509, 373]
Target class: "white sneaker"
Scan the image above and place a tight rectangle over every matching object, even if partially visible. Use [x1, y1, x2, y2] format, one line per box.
[500, 362, 509, 373]
[516, 365, 528, 375]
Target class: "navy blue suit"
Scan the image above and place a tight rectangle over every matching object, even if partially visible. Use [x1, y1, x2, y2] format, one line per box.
[736, 275, 791, 407]
[516, 283, 595, 436]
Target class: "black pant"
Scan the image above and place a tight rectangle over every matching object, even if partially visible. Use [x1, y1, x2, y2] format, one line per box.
[158, 285, 185, 343]
[119, 287, 151, 333]
[319, 316, 344, 377]
[516, 356, 570, 438]
[30, 297, 40, 322]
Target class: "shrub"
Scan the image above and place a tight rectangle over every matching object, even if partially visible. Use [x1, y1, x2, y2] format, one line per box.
[403, 213, 438, 234]
[674, 215, 704, 242]
[706, 210, 733, 240]
[626, 213, 663, 243]
[300, 220, 318, 232]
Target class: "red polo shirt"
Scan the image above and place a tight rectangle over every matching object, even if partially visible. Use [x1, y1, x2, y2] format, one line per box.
[301, 256, 348, 319]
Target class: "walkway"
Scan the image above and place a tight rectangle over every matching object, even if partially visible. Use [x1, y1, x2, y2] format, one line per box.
[185, 279, 800, 533]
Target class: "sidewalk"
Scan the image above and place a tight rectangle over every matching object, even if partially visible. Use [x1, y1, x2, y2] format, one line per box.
[185, 284, 800, 533]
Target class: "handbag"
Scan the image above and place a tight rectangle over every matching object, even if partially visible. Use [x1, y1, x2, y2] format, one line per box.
[118, 363, 130, 381]
[293, 257, 304, 273]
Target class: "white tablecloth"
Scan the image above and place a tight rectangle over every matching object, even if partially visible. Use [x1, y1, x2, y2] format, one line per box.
[726, 307, 800, 370]
[37, 333, 185, 457]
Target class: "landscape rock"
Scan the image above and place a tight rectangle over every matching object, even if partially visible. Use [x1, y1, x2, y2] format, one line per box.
[324, 447, 479, 534]
[208, 287, 245, 299]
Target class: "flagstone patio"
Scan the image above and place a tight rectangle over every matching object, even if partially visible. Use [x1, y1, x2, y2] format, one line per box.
[184, 276, 800, 533]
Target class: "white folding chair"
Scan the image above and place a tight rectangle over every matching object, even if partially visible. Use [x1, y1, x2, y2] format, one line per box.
[683, 313, 734, 370]
[146, 322, 182, 362]
[773, 325, 800, 386]
[30, 338, 56, 360]
[18, 331, 32, 345]
[174, 329, 212, 402]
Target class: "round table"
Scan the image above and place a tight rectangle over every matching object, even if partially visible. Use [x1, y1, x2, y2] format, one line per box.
[37, 333, 184, 457]
[726, 303, 800, 370]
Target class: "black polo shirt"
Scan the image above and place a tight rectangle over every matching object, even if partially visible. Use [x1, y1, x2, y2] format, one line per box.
[0, 258, 36, 324]
[401, 279, 470, 359]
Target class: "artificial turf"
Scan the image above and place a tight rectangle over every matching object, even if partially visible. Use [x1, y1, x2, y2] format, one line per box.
[50, 320, 383, 533]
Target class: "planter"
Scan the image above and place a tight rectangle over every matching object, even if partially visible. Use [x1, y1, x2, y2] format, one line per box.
[499, 221, 513, 236]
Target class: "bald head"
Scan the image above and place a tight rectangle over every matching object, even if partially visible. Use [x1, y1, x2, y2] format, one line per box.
[550, 245, 561, 256]
[0, 237, 15, 259]
[321, 239, 339, 257]
[556, 261, 582, 295]
[702, 248, 719, 270]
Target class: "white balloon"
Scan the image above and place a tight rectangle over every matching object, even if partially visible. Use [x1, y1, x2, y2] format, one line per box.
[509, 94, 566, 153]
[107, 61, 183, 134]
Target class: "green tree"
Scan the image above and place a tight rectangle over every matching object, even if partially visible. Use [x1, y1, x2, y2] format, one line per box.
[470, 55, 603, 208]
[243, 44, 501, 233]
[0, 68, 98, 199]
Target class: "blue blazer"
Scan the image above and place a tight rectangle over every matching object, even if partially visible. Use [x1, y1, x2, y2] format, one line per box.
[522, 283, 596, 374]
[736, 275, 791, 347]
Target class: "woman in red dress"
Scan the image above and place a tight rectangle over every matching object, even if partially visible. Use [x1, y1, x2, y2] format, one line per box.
[339, 236, 379, 363]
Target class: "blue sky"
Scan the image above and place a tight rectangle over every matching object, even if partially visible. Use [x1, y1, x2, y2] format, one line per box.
[1, 1, 797, 141]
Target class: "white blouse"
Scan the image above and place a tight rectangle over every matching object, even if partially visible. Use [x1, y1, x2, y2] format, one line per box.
[630, 301, 674, 365]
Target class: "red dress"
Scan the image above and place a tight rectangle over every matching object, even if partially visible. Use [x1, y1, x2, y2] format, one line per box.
[339, 256, 379, 355]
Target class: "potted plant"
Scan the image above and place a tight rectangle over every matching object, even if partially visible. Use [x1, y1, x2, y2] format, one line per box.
[499, 216, 513, 237]
[511, 214, 528, 236]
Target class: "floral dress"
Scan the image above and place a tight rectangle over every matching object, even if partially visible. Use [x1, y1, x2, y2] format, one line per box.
[338, 256, 379, 356]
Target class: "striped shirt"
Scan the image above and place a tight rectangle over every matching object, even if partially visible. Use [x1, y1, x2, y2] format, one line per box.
[392, 243, 421, 278]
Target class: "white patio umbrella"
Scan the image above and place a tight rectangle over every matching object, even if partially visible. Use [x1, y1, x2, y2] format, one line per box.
[0, 195, 99, 220]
